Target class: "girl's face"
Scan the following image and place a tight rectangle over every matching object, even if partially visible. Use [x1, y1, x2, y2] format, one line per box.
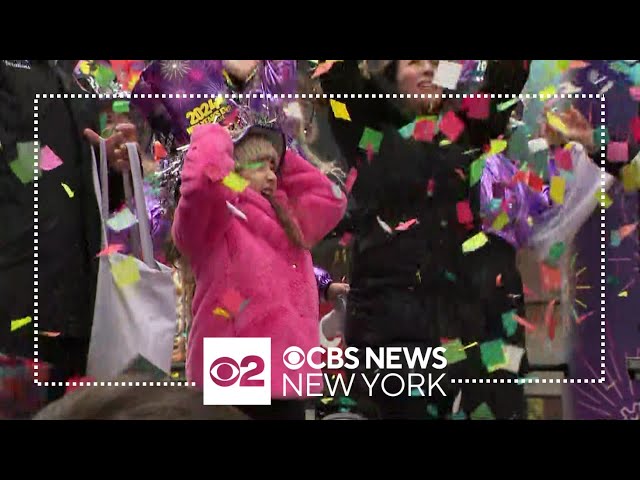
[395, 60, 444, 115]
[237, 150, 279, 198]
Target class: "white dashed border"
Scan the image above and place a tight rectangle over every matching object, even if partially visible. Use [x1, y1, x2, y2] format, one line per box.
[32, 92, 606, 387]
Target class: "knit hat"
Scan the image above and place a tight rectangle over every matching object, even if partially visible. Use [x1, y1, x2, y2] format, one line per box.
[232, 124, 286, 170]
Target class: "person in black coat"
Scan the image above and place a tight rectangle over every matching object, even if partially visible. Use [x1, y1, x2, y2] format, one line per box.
[319, 60, 532, 419]
[0, 60, 136, 403]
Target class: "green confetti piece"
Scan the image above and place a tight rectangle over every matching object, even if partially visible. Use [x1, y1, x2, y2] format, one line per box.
[491, 211, 510, 231]
[470, 402, 495, 420]
[606, 275, 620, 286]
[94, 64, 116, 88]
[469, 157, 486, 186]
[9, 141, 40, 184]
[398, 121, 416, 139]
[99, 112, 108, 132]
[497, 98, 520, 112]
[462, 232, 489, 253]
[450, 410, 467, 420]
[410, 387, 423, 397]
[547, 242, 566, 264]
[106, 207, 138, 232]
[559, 169, 575, 183]
[442, 338, 467, 365]
[593, 125, 609, 147]
[556, 60, 571, 71]
[337, 396, 358, 408]
[610, 230, 622, 247]
[489, 198, 502, 212]
[112, 100, 130, 113]
[480, 339, 507, 372]
[426, 403, 439, 419]
[501, 310, 518, 337]
[444, 271, 457, 282]
[242, 161, 266, 170]
[358, 127, 384, 153]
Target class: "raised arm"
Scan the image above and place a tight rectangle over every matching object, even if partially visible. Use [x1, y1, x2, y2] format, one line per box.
[276, 149, 347, 247]
[171, 123, 237, 258]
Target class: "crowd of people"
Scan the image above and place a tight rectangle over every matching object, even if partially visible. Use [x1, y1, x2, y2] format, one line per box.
[1, 59, 639, 420]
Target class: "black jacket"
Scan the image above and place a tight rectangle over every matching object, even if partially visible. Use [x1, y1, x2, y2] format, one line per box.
[0, 60, 122, 353]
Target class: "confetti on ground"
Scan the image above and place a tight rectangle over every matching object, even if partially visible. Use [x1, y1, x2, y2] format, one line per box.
[111, 256, 141, 288]
[222, 172, 250, 193]
[39, 145, 63, 171]
[462, 232, 488, 253]
[106, 207, 138, 232]
[11, 316, 32, 332]
[329, 99, 351, 121]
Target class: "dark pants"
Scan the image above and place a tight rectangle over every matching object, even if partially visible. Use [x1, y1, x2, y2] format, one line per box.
[237, 400, 307, 420]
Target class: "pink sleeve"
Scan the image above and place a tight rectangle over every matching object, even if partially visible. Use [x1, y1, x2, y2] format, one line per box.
[171, 124, 237, 258]
[277, 150, 347, 246]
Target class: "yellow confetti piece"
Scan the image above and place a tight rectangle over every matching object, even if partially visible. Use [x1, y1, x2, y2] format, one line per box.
[213, 307, 230, 318]
[546, 112, 569, 136]
[79, 60, 91, 75]
[439, 139, 452, 146]
[618, 291, 628, 297]
[462, 232, 489, 253]
[171, 372, 180, 378]
[550, 176, 566, 204]
[320, 397, 334, 405]
[461, 341, 478, 351]
[489, 139, 508, 155]
[329, 99, 351, 121]
[539, 85, 557, 99]
[491, 211, 510, 231]
[595, 191, 613, 209]
[222, 172, 249, 193]
[110, 256, 141, 288]
[11, 316, 32, 332]
[61, 182, 74, 198]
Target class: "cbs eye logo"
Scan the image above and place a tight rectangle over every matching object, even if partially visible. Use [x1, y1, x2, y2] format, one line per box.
[282, 346, 306, 370]
[209, 355, 265, 387]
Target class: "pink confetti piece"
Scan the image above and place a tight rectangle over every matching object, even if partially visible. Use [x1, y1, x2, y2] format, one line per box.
[512, 313, 536, 332]
[39, 145, 63, 171]
[439, 111, 465, 142]
[607, 141, 629, 163]
[345, 167, 358, 194]
[461, 96, 490, 120]
[395, 218, 418, 231]
[96, 243, 124, 257]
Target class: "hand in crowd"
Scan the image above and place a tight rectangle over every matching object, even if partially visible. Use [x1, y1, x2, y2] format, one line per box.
[83, 123, 139, 172]
[327, 282, 350, 304]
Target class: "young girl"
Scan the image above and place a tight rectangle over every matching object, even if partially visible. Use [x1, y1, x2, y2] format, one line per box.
[171, 121, 346, 420]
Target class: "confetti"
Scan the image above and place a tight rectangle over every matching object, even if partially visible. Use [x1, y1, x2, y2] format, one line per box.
[547, 242, 566, 264]
[539, 85, 557, 99]
[339, 232, 353, 247]
[629, 86, 640, 101]
[213, 307, 231, 319]
[452, 390, 462, 414]
[395, 218, 418, 231]
[39, 145, 63, 171]
[501, 310, 518, 337]
[595, 191, 613, 209]
[413, 119, 436, 142]
[470, 402, 495, 420]
[546, 112, 569, 136]
[221, 289, 245, 317]
[106, 207, 138, 232]
[480, 339, 507, 372]
[631, 117, 640, 142]
[462, 232, 489, 253]
[496, 274, 502, 287]
[512, 313, 536, 332]
[226, 201, 247, 221]
[376, 216, 393, 234]
[619, 291, 628, 298]
[311, 60, 341, 79]
[40, 331, 61, 337]
[549, 176, 566, 204]
[344, 167, 358, 194]
[439, 111, 465, 142]
[619, 223, 638, 239]
[112, 100, 130, 113]
[607, 141, 629, 163]
[398, 121, 416, 139]
[96, 244, 124, 257]
[528, 138, 549, 154]
[461, 341, 478, 350]
[329, 99, 351, 121]
[491, 212, 509, 231]
[569, 60, 589, 69]
[9, 142, 39, 184]
[497, 98, 519, 112]
[469, 157, 486, 186]
[540, 263, 562, 292]
[153, 141, 168, 161]
[11, 316, 32, 332]
[110, 256, 141, 288]
[359, 127, 383, 154]
[489, 139, 508, 155]
[61, 182, 75, 198]
[433, 60, 462, 90]
[442, 338, 467, 365]
[456, 200, 473, 224]
[222, 172, 250, 192]
[462, 96, 491, 119]
[555, 148, 573, 171]
[500, 344, 525, 374]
